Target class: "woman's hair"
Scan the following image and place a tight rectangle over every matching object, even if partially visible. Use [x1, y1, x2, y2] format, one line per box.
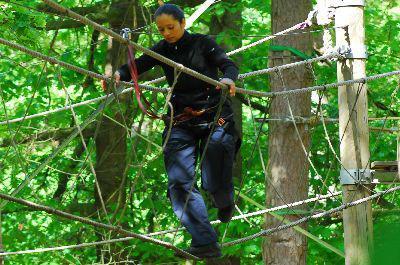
[154, 4, 185, 23]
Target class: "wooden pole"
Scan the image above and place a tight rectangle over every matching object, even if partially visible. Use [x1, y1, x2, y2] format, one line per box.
[334, 1, 373, 264]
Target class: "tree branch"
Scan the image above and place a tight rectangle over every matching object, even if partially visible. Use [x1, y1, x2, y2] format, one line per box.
[0, 125, 95, 148]
[46, 17, 108, 30]
[368, 90, 398, 116]
[235, 93, 269, 112]
[43, 0, 208, 30]
[168, 0, 205, 7]
[53, 141, 86, 201]
[37, 3, 109, 17]
[83, 30, 100, 90]
[317, 208, 400, 226]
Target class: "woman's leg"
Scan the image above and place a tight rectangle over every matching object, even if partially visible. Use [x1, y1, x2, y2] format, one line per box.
[163, 127, 217, 247]
[201, 126, 236, 209]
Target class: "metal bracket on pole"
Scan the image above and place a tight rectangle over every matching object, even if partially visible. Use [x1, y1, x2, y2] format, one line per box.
[337, 45, 351, 57]
[337, 44, 368, 59]
[329, 0, 365, 8]
[340, 169, 372, 184]
[347, 44, 368, 59]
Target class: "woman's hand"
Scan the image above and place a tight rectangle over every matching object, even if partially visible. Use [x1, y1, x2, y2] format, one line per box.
[216, 78, 236, 97]
[101, 71, 121, 91]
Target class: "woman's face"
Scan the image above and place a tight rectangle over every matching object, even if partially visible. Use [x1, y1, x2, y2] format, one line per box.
[156, 14, 185, 43]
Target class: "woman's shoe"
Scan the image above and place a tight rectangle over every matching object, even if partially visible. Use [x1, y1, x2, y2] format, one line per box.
[217, 204, 235, 223]
[175, 242, 222, 259]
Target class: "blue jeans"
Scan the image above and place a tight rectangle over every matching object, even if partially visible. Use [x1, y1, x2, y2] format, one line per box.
[163, 125, 236, 247]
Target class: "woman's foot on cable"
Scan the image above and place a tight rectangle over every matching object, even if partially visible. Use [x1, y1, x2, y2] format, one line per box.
[175, 242, 222, 259]
[218, 204, 235, 223]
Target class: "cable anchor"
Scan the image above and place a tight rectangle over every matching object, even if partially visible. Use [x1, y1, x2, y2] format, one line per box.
[121, 28, 131, 40]
[340, 168, 372, 185]
[336, 44, 367, 59]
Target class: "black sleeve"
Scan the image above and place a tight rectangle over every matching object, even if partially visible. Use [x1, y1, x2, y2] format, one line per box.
[203, 35, 239, 81]
[117, 43, 161, 82]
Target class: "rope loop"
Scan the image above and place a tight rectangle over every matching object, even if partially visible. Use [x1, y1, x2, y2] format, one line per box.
[176, 63, 185, 72]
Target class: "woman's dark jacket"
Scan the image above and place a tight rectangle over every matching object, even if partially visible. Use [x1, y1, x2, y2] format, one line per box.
[118, 31, 239, 122]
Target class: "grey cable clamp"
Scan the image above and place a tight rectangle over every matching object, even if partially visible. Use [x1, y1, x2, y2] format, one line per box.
[121, 28, 131, 39]
[337, 44, 368, 59]
[340, 168, 372, 185]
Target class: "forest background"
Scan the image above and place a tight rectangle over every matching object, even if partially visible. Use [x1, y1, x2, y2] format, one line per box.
[0, 0, 399, 264]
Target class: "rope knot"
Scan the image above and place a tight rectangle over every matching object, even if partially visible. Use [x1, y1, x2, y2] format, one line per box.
[176, 63, 185, 71]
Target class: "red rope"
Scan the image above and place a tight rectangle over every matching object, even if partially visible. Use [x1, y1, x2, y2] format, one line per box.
[127, 45, 160, 119]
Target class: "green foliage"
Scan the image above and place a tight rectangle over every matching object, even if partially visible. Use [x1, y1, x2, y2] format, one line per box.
[0, 0, 399, 264]
[372, 217, 400, 265]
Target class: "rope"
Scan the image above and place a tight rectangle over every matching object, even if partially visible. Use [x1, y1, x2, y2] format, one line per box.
[0, 237, 141, 257]
[253, 69, 400, 98]
[4, 0, 368, 254]
[57, 69, 111, 222]
[276, 66, 358, 217]
[116, 28, 337, 39]
[7, 30, 397, 100]
[0, 6, 373, 103]
[232, 93, 300, 242]
[0, 37, 99, 81]
[255, 116, 400, 124]
[227, 21, 311, 56]
[169, 91, 229, 245]
[0, 86, 122, 209]
[145, 20, 314, 85]
[41, 0, 231, 90]
[3, 1, 398, 257]
[146, 191, 340, 237]
[0, 92, 129, 125]
[5, 34, 394, 123]
[0, 37, 167, 125]
[222, 184, 400, 247]
[238, 50, 341, 79]
[278, 68, 356, 194]
[0, 37, 166, 93]
[0, 192, 340, 256]
[185, 0, 216, 28]
[40, 0, 320, 96]
[0, 40, 339, 126]
[85, 104, 162, 150]
[0, 192, 199, 260]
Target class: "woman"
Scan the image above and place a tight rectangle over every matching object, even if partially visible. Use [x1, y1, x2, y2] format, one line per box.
[105, 4, 239, 258]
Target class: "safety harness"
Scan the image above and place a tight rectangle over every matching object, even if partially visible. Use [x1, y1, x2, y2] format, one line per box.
[122, 28, 228, 128]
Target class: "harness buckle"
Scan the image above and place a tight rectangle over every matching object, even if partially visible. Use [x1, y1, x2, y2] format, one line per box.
[217, 118, 226, 126]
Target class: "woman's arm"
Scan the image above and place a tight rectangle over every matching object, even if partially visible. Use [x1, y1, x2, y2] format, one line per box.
[101, 43, 162, 90]
[117, 45, 161, 81]
[203, 36, 239, 96]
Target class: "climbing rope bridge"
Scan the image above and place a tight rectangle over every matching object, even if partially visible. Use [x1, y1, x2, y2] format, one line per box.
[0, 0, 399, 262]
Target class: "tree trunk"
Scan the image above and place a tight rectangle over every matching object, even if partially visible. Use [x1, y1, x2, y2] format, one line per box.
[263, 1, 313, 265]
[94, 0, 143, 262]
[95, 0, 140, 213]
[208, 1, 242, 264]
